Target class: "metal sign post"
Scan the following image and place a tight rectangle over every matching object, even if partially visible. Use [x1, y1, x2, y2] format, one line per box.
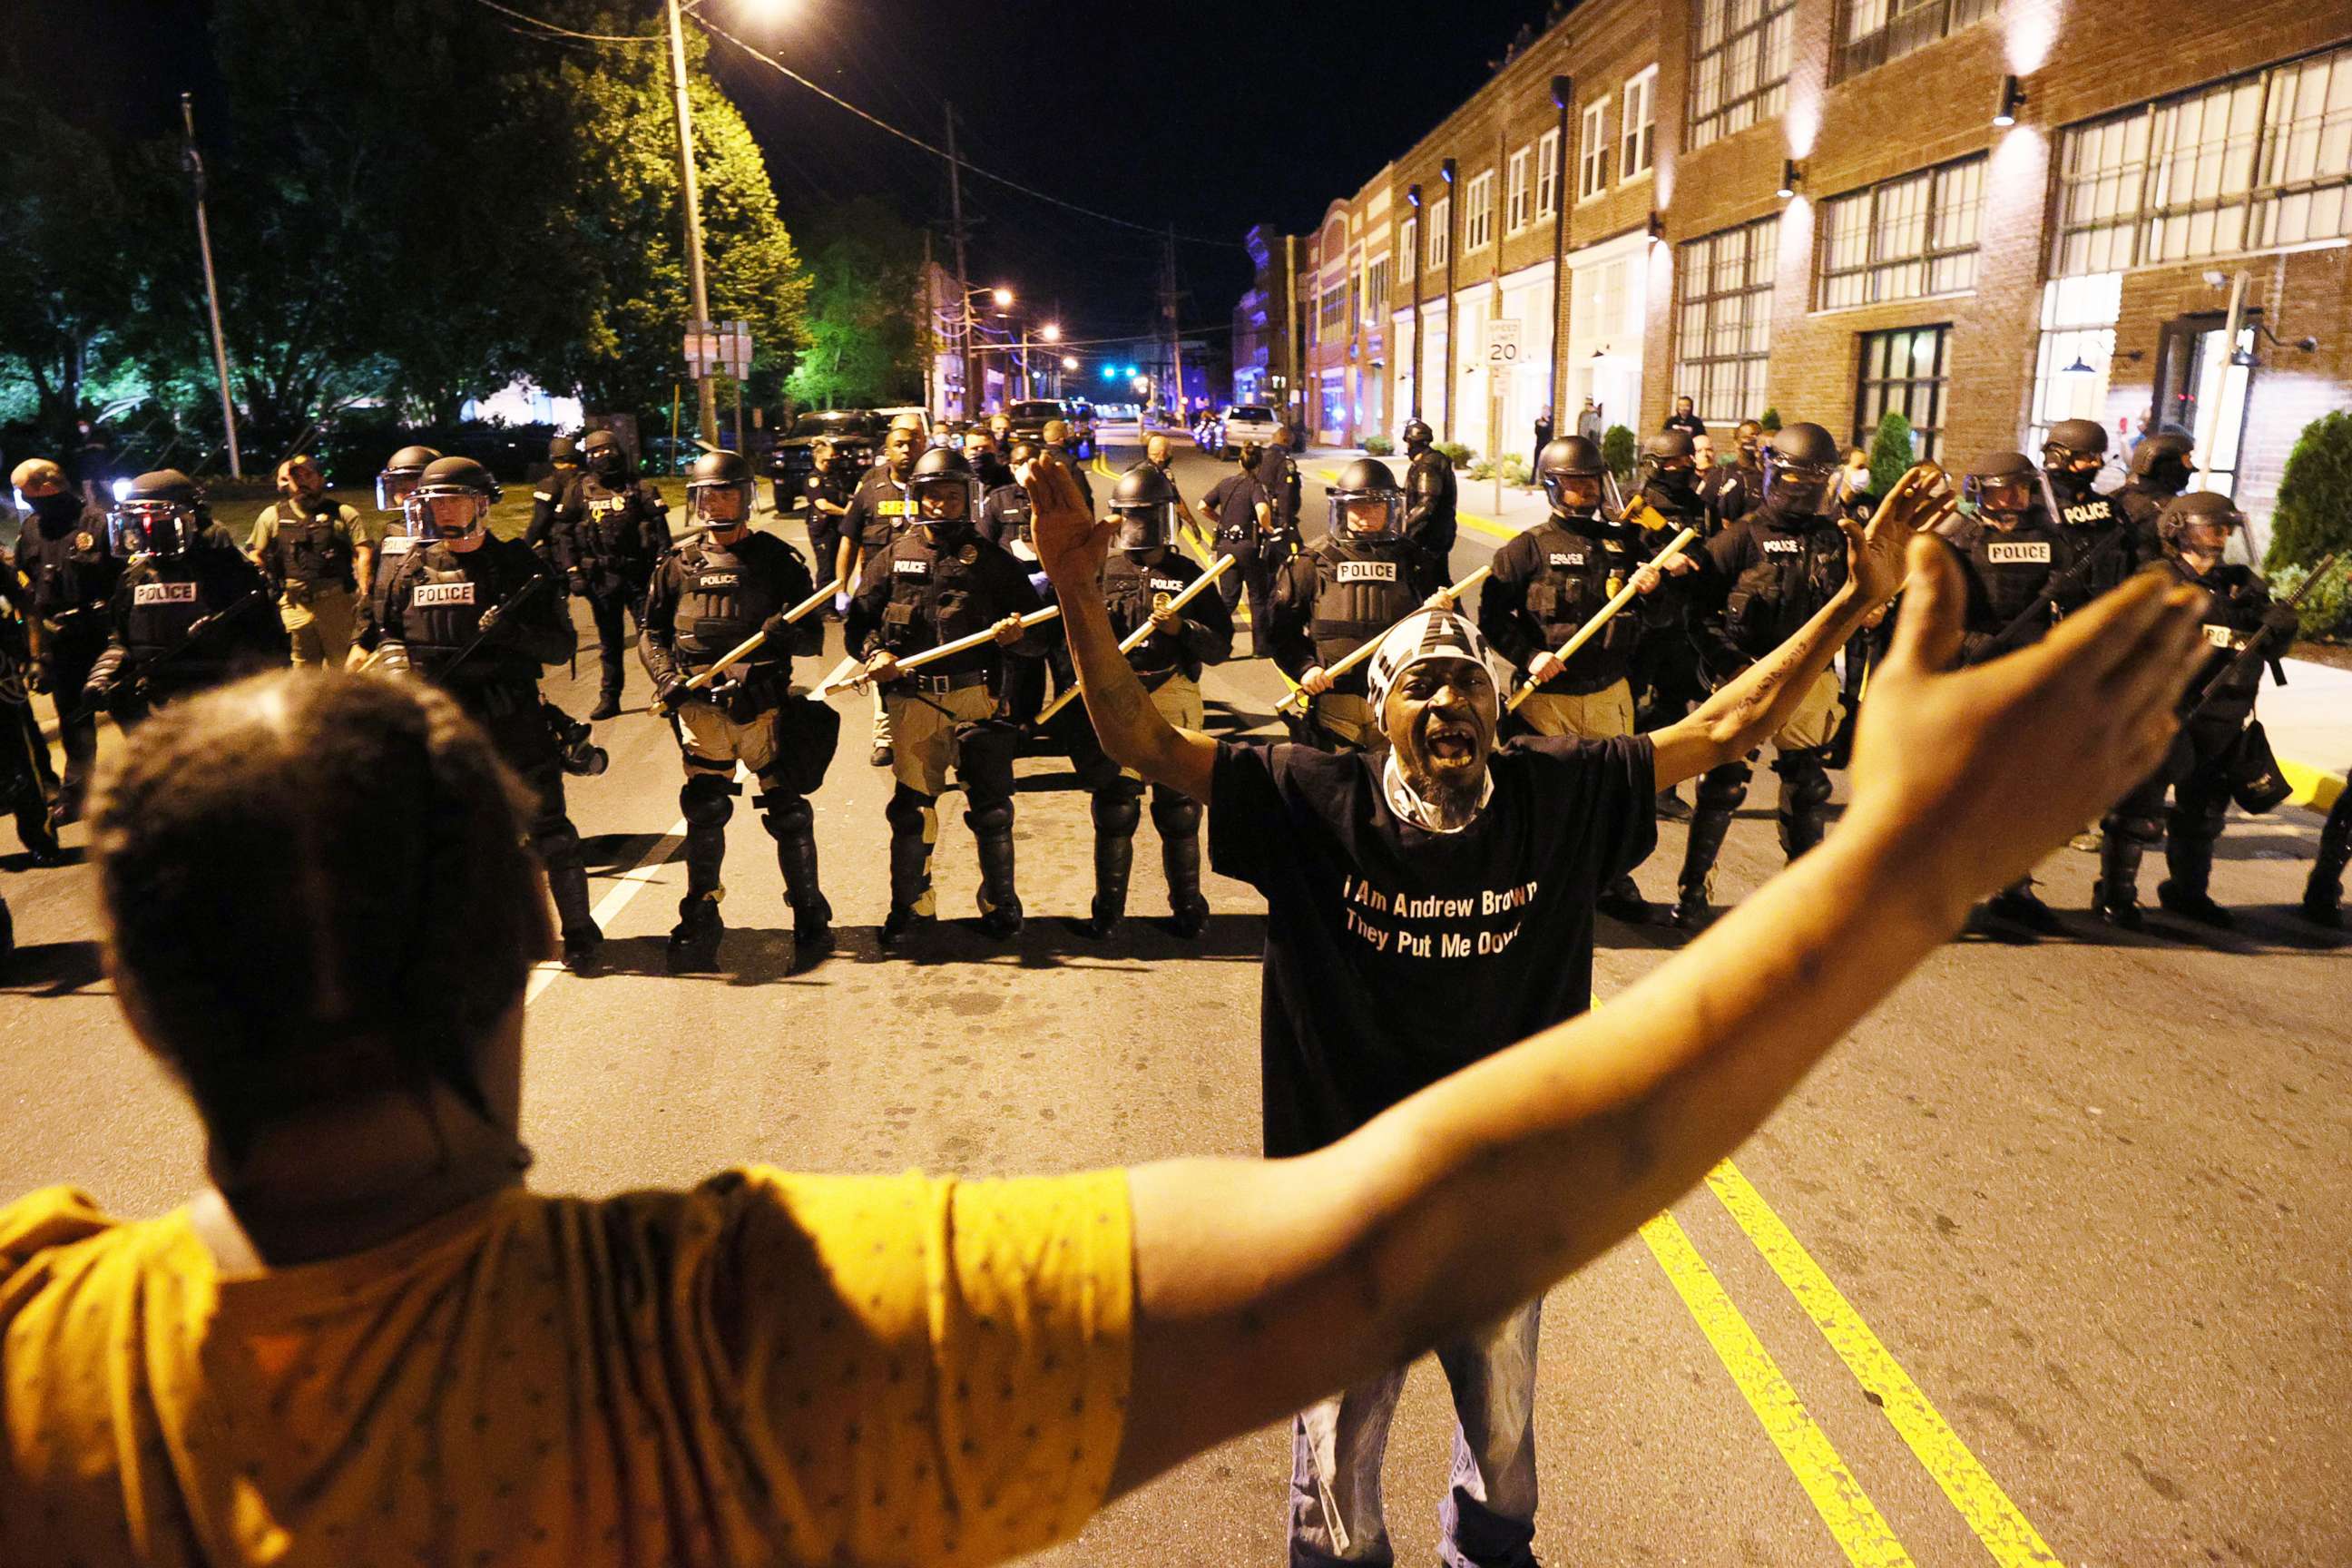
[1485, 318, 1522, 514]
[683, 319, 754, 454]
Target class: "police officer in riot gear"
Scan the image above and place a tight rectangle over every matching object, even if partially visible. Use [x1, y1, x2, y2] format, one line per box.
[1626, 430, 1712, 819]
[1946, 451, 2074, 932]
[376, 456, 603, 971]
[641, 450, 836, 972]
[845, 445, 1045, 946]
[841, 414, 928, 767]
[8, 456, 119, 815]
[1675, 422, 1854, 928]
[2040, 418, 2143, 609]
[2092, 491, 2299, 930]
[1400, 418, 1459, 583]
[1067, 462, 1232, 938]
[85, 471, 289, 725]
[249, 455, 370, 670]
[1480, 435, 1667, 920]
[358, 444, 441, 656]
[547, 429, 670, 720]
[2117, 431, 2194, 539]
[0, 597, 64, 867]
[1269, 456, 1438, 751]
[977, 439, 1063, 726]
[1200, 444, 1282, 652]
[523, 434, 583, 561]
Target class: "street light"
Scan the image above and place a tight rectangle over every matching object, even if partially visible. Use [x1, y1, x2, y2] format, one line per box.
[1041, 322, 1061, 343]
[992, 287, 1014, 308]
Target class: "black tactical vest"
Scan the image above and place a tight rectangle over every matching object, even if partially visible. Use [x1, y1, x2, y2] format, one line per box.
[1721, 510, 1848, 662]
[18, 508, 116, 623]
[672, 536, 793, 672]
[877, 532, 996, 658]
[984, 485, 1035, 549]
[1959, 517, 2065, 632]
[370, 532, 416, 626]
[1104, 552, 1204, 681]
[266, 503, 356, 590]
[391, 537, 544, 687]
[120, 559, 216, 660]
[1524, 517, 1642, 687]
[2043, 478, 2137, 601]
[1307, 534, 1419, 669]
[571, 475, 659, 573]
[2174, 560, 2271, 724]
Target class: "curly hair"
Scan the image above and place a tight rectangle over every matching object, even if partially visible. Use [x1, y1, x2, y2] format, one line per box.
[86, 671, 552, 1156]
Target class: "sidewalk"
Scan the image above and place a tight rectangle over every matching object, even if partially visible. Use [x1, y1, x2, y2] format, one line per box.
[1299, 446, 2347, 814]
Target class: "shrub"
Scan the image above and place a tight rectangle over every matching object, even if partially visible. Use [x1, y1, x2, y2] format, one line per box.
[2266, 557, 2352, 643]
[1362, 434, 1395, 456]
[1758, 407, 1782, 434]
[1467, 459, 1496, 481]
[1867, 410, 1916, 496]
[2263, 410, 2352, 574]
[1436, 441, 1475, 469]
[1601, 424, 1638, 486]
[1497, 454, 1530, 486]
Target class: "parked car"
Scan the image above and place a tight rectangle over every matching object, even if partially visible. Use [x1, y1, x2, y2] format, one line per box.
[872, 405, 932, 447]
[766, 408, 882, 507]
[1006, 398, 1083, 457]
[1219, 404, 1283, 458]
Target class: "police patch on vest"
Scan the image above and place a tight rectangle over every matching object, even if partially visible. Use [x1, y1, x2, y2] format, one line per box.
[1761, 538, 1802, 554]
[2060, 500, 2120, 528]
[1986, 541, 2053, 564]
[1546, 553, 1585, 567]
[1150, 578, 1186, 593]
[132, 582, 199, 607]
[698, 573, 740, 588]
[412, 582, 477, 607]
[1335, 561, 1399, 583]
[893, 559, 930, 576]
[2202, 622, 2249, 650]
[381, 535, 414, 554]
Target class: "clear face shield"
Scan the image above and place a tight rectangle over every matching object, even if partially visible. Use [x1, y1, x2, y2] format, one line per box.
[405, 485, 490, 542]
[1541, 470, 1603, 515]
[1328, 489, 1401, 537]
[689, 479, 752, 530]
[1965, 475, 2034, 522]
[376, 467, 426, 514]
[1769, 459, 1840, 517]
[1112, 501, 1174, 554]
[109, 501, 196, 557]
[911, 473, 977, 539]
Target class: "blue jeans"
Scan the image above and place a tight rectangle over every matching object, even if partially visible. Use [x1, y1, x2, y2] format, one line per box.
[1288, 1298, 1544, 1567]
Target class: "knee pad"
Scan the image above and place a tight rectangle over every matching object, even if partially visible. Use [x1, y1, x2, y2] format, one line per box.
[1773, 750, 1834, 810]
[964, 800, 1016, 840]
[1150, 788, 1202, 839]
[2168, 795, 2227, 843]
[750, 782, 812, 840]
[1695, 761, 1751, 814]
[1091, 782, 1143, 838]
[2103, 808, 2164, 848]
[885, 783, 936, 838]
[679, 771, 739, 828]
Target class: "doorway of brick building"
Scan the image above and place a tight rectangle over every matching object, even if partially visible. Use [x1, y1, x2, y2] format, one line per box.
[2153, 312, 2256, 497]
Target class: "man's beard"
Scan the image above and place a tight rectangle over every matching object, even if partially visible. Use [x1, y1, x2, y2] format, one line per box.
[1400, 752, 1485, 829]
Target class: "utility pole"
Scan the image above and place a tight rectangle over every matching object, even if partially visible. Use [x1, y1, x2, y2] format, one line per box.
[1163, 226, 1186, 421]
[663, 0, 720, 446]
[1546, 77, 1574, 442]
[178, 93, 241, 478]
[921, 229, 937, 420]
[946, 105, 977, 417]
[1441, 157, 1458, 439]
[1408, 185, 1425, 421]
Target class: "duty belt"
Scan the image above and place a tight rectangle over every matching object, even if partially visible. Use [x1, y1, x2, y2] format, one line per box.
[901, 669, 987, 694]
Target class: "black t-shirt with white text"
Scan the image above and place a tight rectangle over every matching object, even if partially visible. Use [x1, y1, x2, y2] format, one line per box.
[1210, 735, 1657, 1156]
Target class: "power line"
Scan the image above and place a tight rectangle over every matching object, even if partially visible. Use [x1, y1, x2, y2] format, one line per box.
[463, 0, 662, 44]
[690, 12, 1241, 250]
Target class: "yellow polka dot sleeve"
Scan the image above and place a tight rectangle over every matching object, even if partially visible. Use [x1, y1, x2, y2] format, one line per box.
[720, 1166, 1135, 1567]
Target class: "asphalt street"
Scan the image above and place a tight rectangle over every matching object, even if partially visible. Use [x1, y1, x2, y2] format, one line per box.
[0, 440, 2345, 1565]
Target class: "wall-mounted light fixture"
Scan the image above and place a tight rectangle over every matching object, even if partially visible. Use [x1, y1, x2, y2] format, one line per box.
[1406, 182, 1423, 210]
[1994, 74, 2026, 128]
[1777, 158, 1803, 200]
[1550, 74, 1573, 112]
[1646, 210, 1666, 241]
[1441, 157, 1458, 186]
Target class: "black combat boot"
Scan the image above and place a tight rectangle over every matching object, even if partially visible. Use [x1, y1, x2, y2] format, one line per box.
[880, 791, 935, 949]
[1163, 831, 1210, 939]
[587, 691, 622, 722]
[775, 828, 833, 961]
[1597, 873, 1657, 926]
[548, 861, 603, 973]
[1083, 828, 1132, 939]
[2156, 833, 2232, 928]
[1986, 877, 2063, 934]
[972, 819, 1023, 939]
[2303, 794, 2348, 928]
[667, 893, 724, 974]
[14, 799, 62, 868]
[1675, 808, 1734, 930]
[2091, 838, 2145, 930]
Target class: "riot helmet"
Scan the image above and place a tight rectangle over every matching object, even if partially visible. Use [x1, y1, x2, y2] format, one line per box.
[547, 435, 580, 466]
[1535, 436, 1607, 517]
[1110, 461, 1179, 553]
[1640, 429, 1697, 499]
[405, 455, 501, 542]
[110, 469, 208, 557]
[1326, 456, 1404, 536]
[581, 428, 632, 482]
[1401, 418, 1435, 454]
[2157, 490, 2240, 562]
[1763, 422, 1842, 518]
[376, 444, 442, 514]
[2129, 432, 2194, 496]
[1960, 451, 2037, 525]
[907, 445, 980, 544]
[686, 449, 754, 533]
[2042, 418, 2108, 472]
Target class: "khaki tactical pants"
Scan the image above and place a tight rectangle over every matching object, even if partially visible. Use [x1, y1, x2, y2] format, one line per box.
[1770, 669, 1845, 753]
[281, 583, 356, 668]
[885, 682, 999, 796]
[672, 701, 782, 774]
[1119, 673, 1202, 781]
[1516, 677, 1635, 740]
[1310, 690, 1383, 751]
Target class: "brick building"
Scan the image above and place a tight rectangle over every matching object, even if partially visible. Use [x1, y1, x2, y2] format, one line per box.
[1241, 0, 2352, 544]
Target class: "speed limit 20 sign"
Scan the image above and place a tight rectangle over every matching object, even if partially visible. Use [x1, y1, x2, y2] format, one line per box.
[1485, 319, 1523, 364]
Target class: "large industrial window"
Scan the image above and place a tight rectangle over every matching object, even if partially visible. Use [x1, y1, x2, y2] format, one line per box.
[1834, 0, 1998, 81]
[2053, 43, 2352, 276]
[1853, 325, 1951, 462]
[1673, 217, 1779, 424]
[1816, 155, 1986, 309]
[1689, 0, 1795, 150]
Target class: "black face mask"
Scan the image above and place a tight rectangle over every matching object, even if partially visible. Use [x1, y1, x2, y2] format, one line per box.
[588, 449, 626, 481]
[1651, 468, 1696, 498]
[922, 516, 972, 548]
[32, 492, 82, 524]
[2045, 465, 2094, 500]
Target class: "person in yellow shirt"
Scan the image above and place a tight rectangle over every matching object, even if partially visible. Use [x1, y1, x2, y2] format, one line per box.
[0, 499, 2205, 1566]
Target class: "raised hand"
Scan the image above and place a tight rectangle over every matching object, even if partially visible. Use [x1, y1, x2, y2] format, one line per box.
[1847, 537, 2207, 908]
[1022, 451, 1115, 587]
[1843, 463, 1955, 609]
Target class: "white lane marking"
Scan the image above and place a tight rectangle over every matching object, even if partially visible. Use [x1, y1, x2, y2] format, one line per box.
[524, 813, 691, 1004]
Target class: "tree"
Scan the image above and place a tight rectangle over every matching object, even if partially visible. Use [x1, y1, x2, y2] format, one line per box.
[1602, 424, 1638, 487]
[2264, 410, 2352, 573]
[1758, 406, 1782, 434]
[782, 199, 924, 411]
[1867, 410, 1915, 496]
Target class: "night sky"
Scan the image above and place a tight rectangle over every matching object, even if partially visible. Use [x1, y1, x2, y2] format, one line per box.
[33, 0, 1560, 348]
